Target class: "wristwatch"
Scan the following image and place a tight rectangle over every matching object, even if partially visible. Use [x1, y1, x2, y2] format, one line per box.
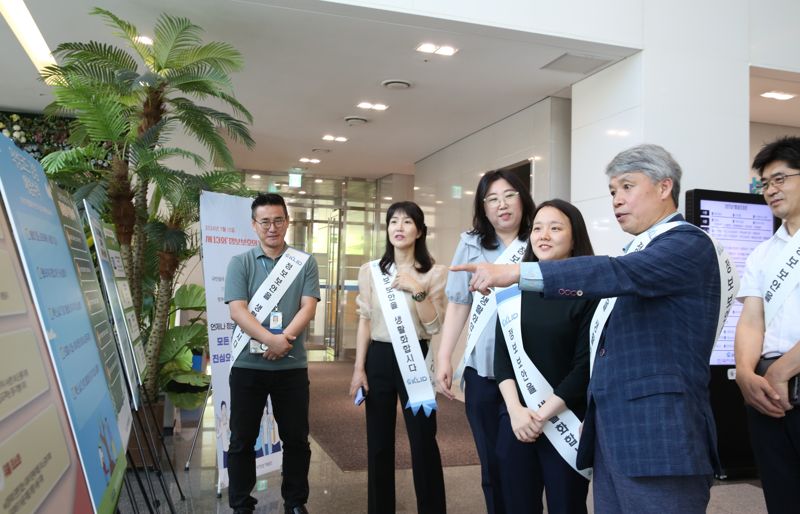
[411, 290, 427, 302]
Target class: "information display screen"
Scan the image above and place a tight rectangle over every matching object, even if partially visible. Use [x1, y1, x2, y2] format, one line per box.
[686, 190, 778, 366]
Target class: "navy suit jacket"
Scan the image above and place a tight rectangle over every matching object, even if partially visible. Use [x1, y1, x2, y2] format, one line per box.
[536, 216, 721, 477]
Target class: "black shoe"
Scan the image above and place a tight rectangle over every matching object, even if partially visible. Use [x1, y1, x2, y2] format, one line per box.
[285, 506, 308, 514]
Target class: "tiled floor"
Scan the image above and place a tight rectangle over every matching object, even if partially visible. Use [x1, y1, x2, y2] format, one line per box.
[117, 386, 769, 514]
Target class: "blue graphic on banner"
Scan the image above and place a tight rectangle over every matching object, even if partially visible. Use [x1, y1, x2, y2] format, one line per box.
[0, 135, 125, 513]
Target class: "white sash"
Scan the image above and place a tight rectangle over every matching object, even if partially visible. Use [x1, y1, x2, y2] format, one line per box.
[588, 221, 738, 375]
[369, 260, 437, 416]
[229, 247, 310, 372]
[455, 239, 526, 385]
[763, 228, 800, 327]
[496, 285, 592, 479]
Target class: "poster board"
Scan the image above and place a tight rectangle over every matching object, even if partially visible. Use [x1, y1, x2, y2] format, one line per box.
[0, 198, 93, 513]
[0, 135, 125, 512]
[83, 200, 144, 409]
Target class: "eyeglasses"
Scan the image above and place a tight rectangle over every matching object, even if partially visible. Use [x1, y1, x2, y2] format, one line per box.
[756, 172, 800, 193]
[254, 217, 286, 229]
[483, 191, 521, 208]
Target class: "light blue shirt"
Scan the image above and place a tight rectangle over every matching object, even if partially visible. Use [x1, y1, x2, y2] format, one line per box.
[447, 232, 520, 378]
[519, 211, 680, 291]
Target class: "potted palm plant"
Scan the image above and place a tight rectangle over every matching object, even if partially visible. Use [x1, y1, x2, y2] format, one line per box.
[40, 7, 254, 399]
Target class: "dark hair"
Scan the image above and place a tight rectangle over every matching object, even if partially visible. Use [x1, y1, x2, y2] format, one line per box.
[251, 193, 288, 218]
[378, 201, 434, 275]
[752, 136, 800, 176]
[523, 199, 594, 262]
[469, 169, 535, 249]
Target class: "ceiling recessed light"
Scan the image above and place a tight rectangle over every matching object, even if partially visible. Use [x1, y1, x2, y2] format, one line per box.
[413, 186, 420, 191]
[322, 134, 335, 141]
[309, 158, 320, 164]
[434, 46, 457, 56]
[344, 116, 368, 126]
[251, 174, 261, 179]
[299, 157, 311, 163]
[383, 196, 393, 201]
[315, 179, 323, 183]
[357, 102, 388, 111]
[465, 190, 474, 195]
[761, 91, 796, 101]
[435, 200, 444, 204]
[299, 190, 307, 195]
[382, 79, 412, 89]
[134, 35, 153, 46]
[416, 43, 437, 54]
[334, 136, 348, 142]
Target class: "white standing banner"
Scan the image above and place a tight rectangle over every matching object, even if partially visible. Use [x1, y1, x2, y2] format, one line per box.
[199, 191, 283, 490]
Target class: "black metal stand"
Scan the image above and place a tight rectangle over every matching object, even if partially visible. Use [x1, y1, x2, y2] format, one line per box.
[126, 449, 155, 513]
[184, 384, 212, 470]
[140, 385, 186, 501]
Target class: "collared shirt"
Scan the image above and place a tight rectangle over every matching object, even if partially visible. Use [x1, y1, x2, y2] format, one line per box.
[520, 211, 681, 291]
[446, 231, 520, 378]
[738, 223, 800, 356]
[224, 244, 320, 370]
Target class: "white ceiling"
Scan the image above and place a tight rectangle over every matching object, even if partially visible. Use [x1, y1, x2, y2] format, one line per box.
[751, 66, 800, 128]
[2, 1, 797, 180]
[0, 0, 637, 178]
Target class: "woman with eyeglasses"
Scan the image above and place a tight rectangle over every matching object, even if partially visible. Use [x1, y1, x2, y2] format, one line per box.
[349, 201, 448, 514]
[494, 199, 597, 514]
[436, 170, 535, 514]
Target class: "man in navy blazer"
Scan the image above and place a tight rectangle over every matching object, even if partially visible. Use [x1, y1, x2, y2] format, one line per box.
[453, 144, 723, 514]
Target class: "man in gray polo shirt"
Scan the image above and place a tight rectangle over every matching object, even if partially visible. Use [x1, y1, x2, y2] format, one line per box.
[225, 193, 320, 514]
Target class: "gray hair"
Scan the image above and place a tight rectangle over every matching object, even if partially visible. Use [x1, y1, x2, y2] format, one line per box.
[605, 144, 682, 206]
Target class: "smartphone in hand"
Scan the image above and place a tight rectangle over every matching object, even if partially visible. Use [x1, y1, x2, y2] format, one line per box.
[354, 386, 367, 406]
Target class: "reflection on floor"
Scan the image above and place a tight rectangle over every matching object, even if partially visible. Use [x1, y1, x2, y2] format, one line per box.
[117, 366, 769, 513]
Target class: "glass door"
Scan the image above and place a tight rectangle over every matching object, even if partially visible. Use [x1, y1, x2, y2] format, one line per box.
[323, 209, 341, 353]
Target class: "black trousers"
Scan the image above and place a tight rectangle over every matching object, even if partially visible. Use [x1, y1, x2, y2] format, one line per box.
[496, 406, 588, 514]
[746, 405, 800, 514]
[228, 367, 311, 512]
[365, 340, 446, 514]
[463, 366, 506, 514]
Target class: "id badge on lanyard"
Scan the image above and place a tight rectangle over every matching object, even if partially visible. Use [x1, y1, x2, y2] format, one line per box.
[250, 258, 284, 353]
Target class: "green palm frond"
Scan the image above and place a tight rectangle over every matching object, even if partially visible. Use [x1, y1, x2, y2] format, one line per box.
[52, 41, 138, 72]
[63, 95, 130, 144]
[169, 41, 244, 73]
[90, 7, 154, 67]
[199, 170, 246, 195]
[73, 181, 108, 211]
[169, 101, 232, 166]
[216, 92, 254, 123]
[164, 64, 232, 93]
[153, 13, 203, 69]
[171, 98, 254, 149]
[41, 144, 109, 173]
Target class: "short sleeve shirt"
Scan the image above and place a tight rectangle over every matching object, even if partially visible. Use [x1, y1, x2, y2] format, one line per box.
[224, 244, 321, 370]
[446, 231, 516, 378]
[737, 224, 800, 356]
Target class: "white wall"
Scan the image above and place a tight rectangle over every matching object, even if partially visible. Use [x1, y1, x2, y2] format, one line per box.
[570, 0, 750, 257]
[415, 97, 570, 263]
[749, 0, 800, 73]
